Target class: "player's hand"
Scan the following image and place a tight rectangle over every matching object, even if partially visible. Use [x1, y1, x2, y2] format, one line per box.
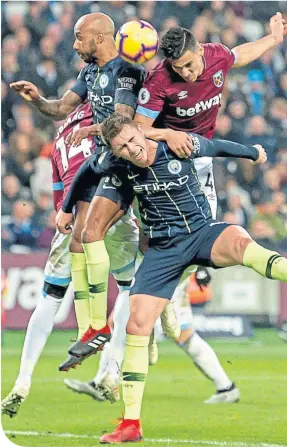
[67, 126, 91, 146]
[164, 129, 194, 158]
[251, 145, 267, 165]
[9, 80, 41, 102]
[55, 209, 74, 234]
[269, 12, 287, 44]
[195, 267, 212, 291]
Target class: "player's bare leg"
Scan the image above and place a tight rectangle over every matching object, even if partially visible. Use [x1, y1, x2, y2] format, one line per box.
[211, 225, 287, 281]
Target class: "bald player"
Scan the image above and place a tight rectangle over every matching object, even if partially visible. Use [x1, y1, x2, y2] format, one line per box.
[10, 13, 145, 371]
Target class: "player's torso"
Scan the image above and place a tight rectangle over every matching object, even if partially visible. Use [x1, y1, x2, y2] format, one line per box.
[52, 104, 95, 201]
[84, 60, 119, 122]
[155, 46, 231, 138]
[84, 56, 138, 151]
[123, 143, 212, 238]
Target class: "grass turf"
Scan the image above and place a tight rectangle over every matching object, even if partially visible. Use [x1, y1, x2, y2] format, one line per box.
[1, 329, 287, 447]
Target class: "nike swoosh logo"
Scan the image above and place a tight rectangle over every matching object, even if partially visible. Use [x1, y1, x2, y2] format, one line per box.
[103, 184, 116, 189]
[127, 173, 139, 180]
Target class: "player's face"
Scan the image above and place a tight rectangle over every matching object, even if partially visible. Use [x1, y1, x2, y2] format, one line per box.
[110, 125, 149, 167]
[171, 47, 204, 82]
[73, 24, 98, 63]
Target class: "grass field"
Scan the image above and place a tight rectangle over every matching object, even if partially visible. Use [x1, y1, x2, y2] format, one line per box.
[1, 329, 287, 447]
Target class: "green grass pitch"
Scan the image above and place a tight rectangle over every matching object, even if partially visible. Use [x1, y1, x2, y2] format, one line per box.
[2, 329, 287, 447]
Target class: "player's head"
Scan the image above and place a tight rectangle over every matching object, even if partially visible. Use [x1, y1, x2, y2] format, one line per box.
[102, 113, 149, 167]
[73, 13, 115, 63]
[160, 27, 204, 83]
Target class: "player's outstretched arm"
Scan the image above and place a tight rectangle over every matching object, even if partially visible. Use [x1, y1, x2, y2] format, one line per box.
[9, 81, 83, 120]
[190, 134, 267, 164]
[232, 12, 287, 68]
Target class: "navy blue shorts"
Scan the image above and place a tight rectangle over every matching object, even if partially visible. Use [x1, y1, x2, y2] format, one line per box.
[95, 176, 134, 213]
[131, 221, 231, 300]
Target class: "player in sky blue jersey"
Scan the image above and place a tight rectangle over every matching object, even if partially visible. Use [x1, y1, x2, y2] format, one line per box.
[92, 113, 287, 443]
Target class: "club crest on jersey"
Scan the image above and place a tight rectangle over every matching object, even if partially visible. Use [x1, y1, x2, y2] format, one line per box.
[138, 88, 150, 105]
[168, 160, 182, 175]
[213, 70, 224, 88]
[99, 74, 109, 89]
[111, 175, 122, 187]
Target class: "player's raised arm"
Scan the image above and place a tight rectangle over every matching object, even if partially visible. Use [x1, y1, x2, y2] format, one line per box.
[9, 81, 83, 120]
[232, 12, 286, 68]
[189, 134, 267, 164]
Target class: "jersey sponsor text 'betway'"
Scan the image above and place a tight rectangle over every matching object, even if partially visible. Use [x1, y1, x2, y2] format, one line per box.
[176, 93, 222, 117]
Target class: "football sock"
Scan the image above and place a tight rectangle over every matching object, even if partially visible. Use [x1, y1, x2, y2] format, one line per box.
[71, 252, 90, 339]
[179, 332, 232, 391]
[108, 288, 131, 378]
[122, 334, 149, 420]
[243, 241, 287, 282]
[82, 241, 110, 330]
[93, 342, 111, 385]
[15, 293, 62, 388]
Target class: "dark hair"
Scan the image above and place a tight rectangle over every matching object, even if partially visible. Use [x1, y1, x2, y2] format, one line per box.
[102, 113, 135, 147]
[160, 27, 199, 59]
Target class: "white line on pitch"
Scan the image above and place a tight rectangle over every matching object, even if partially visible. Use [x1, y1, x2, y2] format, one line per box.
[4, 430, 286, 447]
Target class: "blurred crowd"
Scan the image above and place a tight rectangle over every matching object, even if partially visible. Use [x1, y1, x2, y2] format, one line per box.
[1, 1, 287, 252]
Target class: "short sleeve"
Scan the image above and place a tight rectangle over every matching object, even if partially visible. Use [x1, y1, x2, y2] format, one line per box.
[216, 43, 236, 71]
[114, 65, 145, 109]
[136, 71, 166, 120]
[70, 67, 88, 100]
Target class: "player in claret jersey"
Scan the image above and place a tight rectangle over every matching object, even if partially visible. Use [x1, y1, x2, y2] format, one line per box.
[133, 14, 287, 403]
[1, 104, 96, 417]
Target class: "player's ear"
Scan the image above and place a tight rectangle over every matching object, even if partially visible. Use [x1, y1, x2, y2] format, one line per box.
[136, 124, 144, 136]
[97, 33, 104, 44]
[198, 45, 204, 56]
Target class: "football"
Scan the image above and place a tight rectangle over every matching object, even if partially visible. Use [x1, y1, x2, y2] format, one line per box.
[116, 20, 159, 64]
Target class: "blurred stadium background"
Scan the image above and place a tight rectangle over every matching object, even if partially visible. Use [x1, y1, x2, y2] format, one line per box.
[1, 2, 287, 446]
[2, 0, 287, 331]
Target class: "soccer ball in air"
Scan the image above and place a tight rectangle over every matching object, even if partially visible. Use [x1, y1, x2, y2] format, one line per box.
[116, 20, 159, 64]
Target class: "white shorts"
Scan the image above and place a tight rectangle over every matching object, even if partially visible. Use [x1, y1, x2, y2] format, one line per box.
[44, 230, 71, 287]
[105, 207, 139, 281]
[194, 158, 217, 219]
[171, 279, 193, 330]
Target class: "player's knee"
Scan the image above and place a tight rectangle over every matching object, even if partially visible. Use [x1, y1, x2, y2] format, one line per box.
[43, 281, 68, 299]
[69, 235, 82, 253]
[233, 235, 253, 263]
[126, 312, 153, 336]
[81, 225, 104, 243]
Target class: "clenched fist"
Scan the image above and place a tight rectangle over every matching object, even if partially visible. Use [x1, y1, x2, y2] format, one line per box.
[252, 145, 267, 165]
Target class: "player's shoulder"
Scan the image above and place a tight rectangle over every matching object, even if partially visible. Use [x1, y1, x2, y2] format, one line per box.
[144, 59, 172, 86]
[115, 57, 146, 76]
[203, 42, 233, 59]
